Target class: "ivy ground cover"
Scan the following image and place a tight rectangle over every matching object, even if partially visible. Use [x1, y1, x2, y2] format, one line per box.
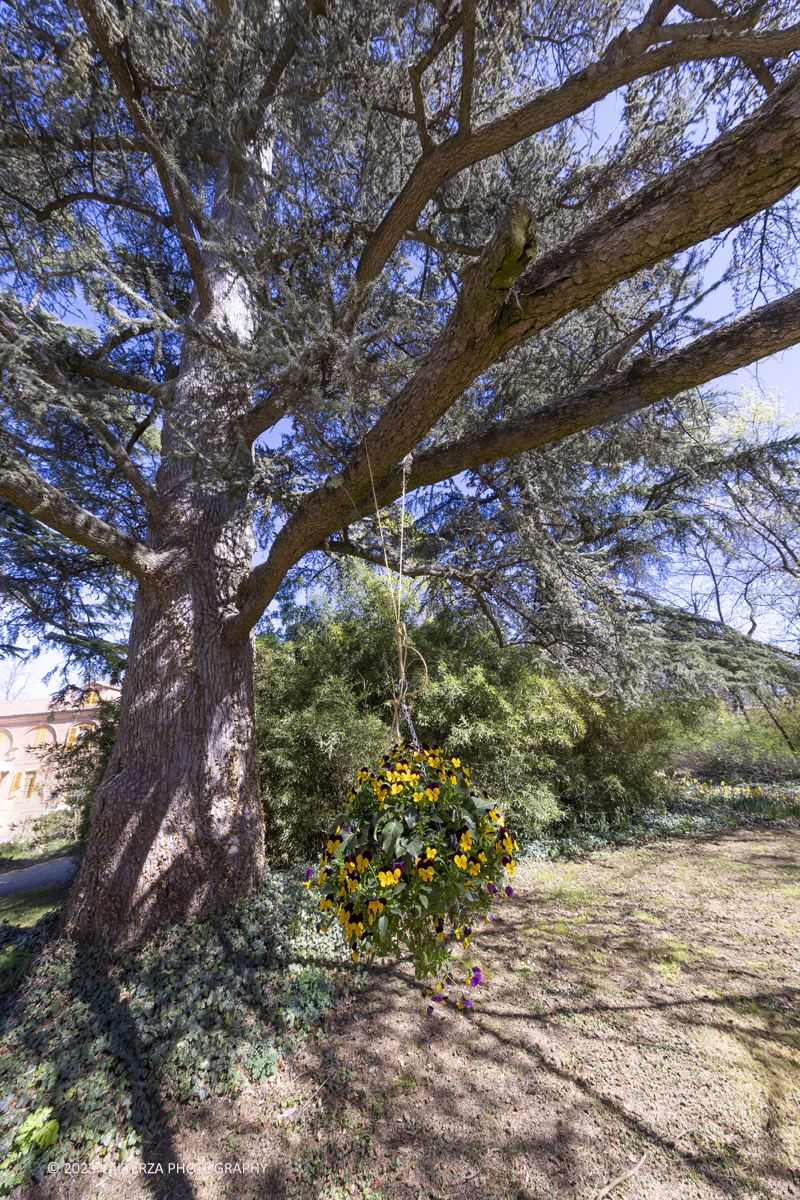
[9, 817, 799, 1200]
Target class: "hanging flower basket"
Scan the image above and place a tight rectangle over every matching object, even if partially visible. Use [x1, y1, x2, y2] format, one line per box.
[305, 742, 517, 1012]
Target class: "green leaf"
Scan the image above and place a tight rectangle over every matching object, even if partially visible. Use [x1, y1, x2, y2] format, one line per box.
[378, 914, 388, 939]
[381, 820, 402, 851]
[406, 836, 423, 860]
[35, 1120, 59, 1150]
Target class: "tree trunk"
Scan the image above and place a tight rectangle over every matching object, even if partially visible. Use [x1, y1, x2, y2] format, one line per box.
[63, 567, 265, 944]
[64, 147, 270, 943]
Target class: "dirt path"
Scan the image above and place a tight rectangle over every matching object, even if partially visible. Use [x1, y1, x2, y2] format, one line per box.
[31, 825, 800, 1200]
[0, 855, 76, 898]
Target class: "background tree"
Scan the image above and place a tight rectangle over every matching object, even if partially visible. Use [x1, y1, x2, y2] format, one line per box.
[2, 0, 800, 941]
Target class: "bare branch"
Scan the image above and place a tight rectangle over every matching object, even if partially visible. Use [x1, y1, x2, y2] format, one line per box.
[407, 7, 465, 154]
[679, 0, 777, 93]
[356, 20, 800, 284]
[403, 227, 482, 256]
[244, 394, 287, 441]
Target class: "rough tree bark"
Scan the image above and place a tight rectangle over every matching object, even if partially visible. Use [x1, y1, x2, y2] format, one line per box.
[64, 152, 269, 942]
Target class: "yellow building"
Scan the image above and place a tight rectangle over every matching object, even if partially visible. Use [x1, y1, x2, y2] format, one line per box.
[0, 683, 120, 838]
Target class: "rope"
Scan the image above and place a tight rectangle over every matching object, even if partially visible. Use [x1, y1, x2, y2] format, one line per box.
[364, 443, 428, 748]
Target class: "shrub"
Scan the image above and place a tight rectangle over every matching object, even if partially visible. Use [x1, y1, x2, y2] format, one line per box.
[36, 698, 119, 844]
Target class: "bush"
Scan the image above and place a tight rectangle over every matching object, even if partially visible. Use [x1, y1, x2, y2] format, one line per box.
[255, 640, 389, 863]
[36, 698, 119, 844]
[256, 566, 704, 858]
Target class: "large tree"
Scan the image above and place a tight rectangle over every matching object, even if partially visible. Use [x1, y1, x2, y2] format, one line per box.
[2, 0, 800, 942]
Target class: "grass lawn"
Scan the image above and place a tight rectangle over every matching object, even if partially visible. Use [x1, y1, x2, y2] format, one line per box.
[0, 839, 80, 874]
[0, 882, 70, 927]
[11, 820, 798, 1200]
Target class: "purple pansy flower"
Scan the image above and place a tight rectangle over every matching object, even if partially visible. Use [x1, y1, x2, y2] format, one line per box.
[504, 885, 514, 897]
[487, 882, 497, 895]
[305, 868, 314, 881]
[424, 1004, 434, 1016]
[469, 968, 482, 987]
[392, 860, 404, 872]
[444, 972, 454, 986]
[457, 997, 474, 1009]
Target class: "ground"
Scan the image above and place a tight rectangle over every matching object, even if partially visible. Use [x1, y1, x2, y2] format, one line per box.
[23, 823, 800, 1200]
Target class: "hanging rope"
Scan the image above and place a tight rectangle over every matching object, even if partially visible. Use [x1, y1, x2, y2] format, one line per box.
[364, 443, 428, 747]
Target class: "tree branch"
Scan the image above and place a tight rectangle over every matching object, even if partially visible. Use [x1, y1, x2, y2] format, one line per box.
[63, 350, 170, 401]
[356, 19, 800, 284]
[0, 309, 166, 523]
[0, 445, 165, 580]
[362, 286, 800, 512]
[77, 0, 214, 314]
[244, 0, 327, 139]
[458, 0, 476, 139]
[226, 65, 800, 640]
[407, 7, 465, 155]
[3, 127, 221, 165]
[20, 188, 176, 227]
[679, 0, 777, 93]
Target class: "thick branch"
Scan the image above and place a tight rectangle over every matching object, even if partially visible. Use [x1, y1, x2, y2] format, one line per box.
[64, 350, 169, 401]
[500, 67, 800, 356]
[679, 0, 777, 92]
[244, 394, 287, 441]
[458, 0, 476, 139]
[365, 286, 800, 510]
[356, 21, 800, 284]
[0, 446, 164, 580]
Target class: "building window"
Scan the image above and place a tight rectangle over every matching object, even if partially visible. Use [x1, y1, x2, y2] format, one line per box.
[10, 771, 22, 795]
[65, 724, 93, 749]
[31, 727, 50, 747]
[22, 770, 38, 799]
[84, 691, 98, 707]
